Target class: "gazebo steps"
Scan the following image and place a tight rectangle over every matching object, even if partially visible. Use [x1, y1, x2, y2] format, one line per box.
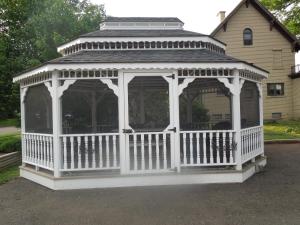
[19, 156, 266, 190]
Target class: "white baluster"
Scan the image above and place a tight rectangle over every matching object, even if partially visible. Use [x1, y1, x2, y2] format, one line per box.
[183, 133, 187, 165]
[189, 133, 193, 164]
[70, 137, 74, 169]
[203, 133, 207, 164]
[113, 135, 117, 168]
[133, 134, 137, 171]
[45, 136, 49, 168]
[209, 132, 213, 164]
[155, 134, 160, 170]
[216, 132, 220, 164]
[196, 133, 200, 165]
[148, 134, 152, 170]
[163, 133, 167, 170]
[34, 135, 37, 164]
[98, 136, 103, 168]
[49, 136, 53, 168]
[223, 132, 226, 163]
[77, 136, 82, 169]
[24, 135, 28, 161]
[141, 134, 145, 171]
[105, 135, 110, 168]
[229, 132, 233, 163]
[84, 136, 89, 168]
[91, 135, 96, 168]
[42, 136, 46, 166]
[63, 136, 67, 169]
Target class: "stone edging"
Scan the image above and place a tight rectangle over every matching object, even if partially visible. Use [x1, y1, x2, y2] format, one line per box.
[265, 139, 300, 145]
[0, 152, 21, 170]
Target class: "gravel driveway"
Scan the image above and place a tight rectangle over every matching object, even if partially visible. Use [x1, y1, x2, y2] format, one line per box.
[0, 144, 300, 225]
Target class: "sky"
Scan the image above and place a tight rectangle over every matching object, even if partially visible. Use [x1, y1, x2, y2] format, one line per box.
[92, 0, 299, 64]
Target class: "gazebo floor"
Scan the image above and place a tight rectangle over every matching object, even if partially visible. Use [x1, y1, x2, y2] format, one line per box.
[19, 156, 266, 190]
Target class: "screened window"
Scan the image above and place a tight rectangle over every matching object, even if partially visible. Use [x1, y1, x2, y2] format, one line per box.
[267, 83, 284, 96]
[61, 80, 118, 134]
[179, 78, 232, 130]
[243, 28, 253, 46]
[240, 81, 260, 128]
[128, 76, 169, 132]
[25, 84, 52, 133]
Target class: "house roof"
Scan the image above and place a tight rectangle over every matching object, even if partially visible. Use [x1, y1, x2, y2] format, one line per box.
[211, 0, 300, 51]
[104, 17, 184, 23]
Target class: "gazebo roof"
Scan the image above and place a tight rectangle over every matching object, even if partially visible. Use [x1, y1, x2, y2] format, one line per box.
[80, 29, 207, 38]
[104, 17, 184, 23]
[49, 49, 242, 64]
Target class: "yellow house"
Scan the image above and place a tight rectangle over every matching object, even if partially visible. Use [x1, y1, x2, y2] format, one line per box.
[211, 0, 300, 120]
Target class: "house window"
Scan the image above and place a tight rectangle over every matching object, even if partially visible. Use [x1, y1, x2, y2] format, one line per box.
[267, 83, 284, 96]
[243, 28, 253, 46]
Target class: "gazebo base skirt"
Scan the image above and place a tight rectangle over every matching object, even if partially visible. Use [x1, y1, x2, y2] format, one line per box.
[20, 157, 266, 190]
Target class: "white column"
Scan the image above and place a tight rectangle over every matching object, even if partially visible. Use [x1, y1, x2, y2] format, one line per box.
[173, 71, 181, 172]
[232, 70, 242, 170]
[118, 71, 127, 174]
[20, 86, 28, 166]
[52, 71, 62, 177]
[258, 83, 264, 157]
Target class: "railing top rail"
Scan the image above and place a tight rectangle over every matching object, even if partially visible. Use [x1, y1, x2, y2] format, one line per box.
[179, 129, 235, 133]
[23, 132, 53, 137]
[60, 132, 119, 137]
[241, 125, 263, 132]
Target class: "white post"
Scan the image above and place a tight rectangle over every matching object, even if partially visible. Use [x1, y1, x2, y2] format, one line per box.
[173, 71, 181, 172]
[118, 71, 127, 174]
[232, 70, 242, 170]
[52, 71, 62, 177]
[258, 83, 264, 157]
[20, 86, 28, 166]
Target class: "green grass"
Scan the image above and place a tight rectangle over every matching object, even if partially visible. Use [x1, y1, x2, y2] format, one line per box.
[264, 120, 300, 140]
[0, 118, 19, 128]
[0, 133, 21, 153]
[0, 166, 19, 185]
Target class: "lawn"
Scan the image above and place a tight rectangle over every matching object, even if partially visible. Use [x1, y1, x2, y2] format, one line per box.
[0, 166, 19, 185]
[264, 120, 300, 140]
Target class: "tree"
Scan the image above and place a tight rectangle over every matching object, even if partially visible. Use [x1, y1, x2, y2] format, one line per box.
[0, 0, 105, 119]
[261, 0, 300, 35]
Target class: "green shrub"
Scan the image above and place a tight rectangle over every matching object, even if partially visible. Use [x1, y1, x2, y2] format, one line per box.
[0, 135, 21, 153]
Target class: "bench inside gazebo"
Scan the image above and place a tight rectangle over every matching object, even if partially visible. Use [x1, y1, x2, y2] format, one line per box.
[14, 17, 268, 190]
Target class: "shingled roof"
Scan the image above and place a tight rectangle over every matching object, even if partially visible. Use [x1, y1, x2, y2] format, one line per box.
[48, 49, 239, 64]
[104, 17, 184, 23]
[80, 29, 206, 38]
[211, 0, 300, 51]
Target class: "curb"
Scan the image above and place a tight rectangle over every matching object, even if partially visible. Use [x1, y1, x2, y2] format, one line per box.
[265, 139, 300, 144]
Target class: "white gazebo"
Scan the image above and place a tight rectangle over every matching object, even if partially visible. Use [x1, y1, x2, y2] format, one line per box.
[14, 17, 268, 190]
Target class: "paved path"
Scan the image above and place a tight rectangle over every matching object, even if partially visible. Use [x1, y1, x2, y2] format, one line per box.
[0, 126, 20, 135]
[0, 144, 300, 225]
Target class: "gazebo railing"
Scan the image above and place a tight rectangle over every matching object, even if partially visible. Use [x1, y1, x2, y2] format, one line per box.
[241, 126, 263, 163]
[22, 133, 54, 171]
[59, 133, 120, 171]
[180, 130, 236, 167]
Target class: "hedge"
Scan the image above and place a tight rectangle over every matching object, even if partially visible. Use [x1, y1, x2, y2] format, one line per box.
[0, 134, 21, 153]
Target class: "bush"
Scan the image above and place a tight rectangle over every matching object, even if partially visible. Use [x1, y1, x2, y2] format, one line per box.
[0, 134, 21, 153]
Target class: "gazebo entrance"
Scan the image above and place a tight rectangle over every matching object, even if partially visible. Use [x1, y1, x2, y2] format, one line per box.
[124, 73, 175, 174]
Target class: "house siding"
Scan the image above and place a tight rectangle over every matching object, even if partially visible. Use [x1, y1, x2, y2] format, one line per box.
[213, 2, 297, 120]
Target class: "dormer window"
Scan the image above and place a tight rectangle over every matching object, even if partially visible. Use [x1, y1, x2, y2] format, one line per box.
[243, 28, 253, 46]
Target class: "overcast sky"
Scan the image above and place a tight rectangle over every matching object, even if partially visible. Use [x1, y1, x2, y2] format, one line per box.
[92, 0, 299, 63]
